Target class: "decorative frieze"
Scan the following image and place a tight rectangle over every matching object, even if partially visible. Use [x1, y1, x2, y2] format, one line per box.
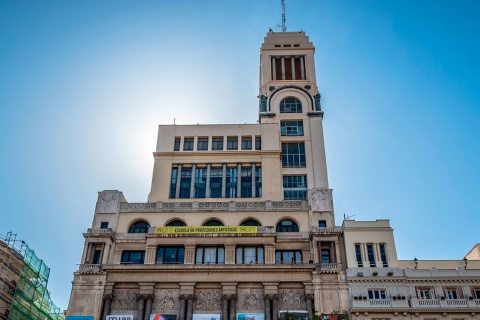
[153, 289, 178, 311]
[194, 289, 222, 310]
[111, 290, 138, 310]
[279, 289, 305, 310]
[239, 289, 264, 310]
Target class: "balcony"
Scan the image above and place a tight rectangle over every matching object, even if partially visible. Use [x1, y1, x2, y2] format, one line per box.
[350, 298, 409, 309]
[77, 264, 102, 274]
[316, 262, 342, 273]
[84, 228, 115, 240]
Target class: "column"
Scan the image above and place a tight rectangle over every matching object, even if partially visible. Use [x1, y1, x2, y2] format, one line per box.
[304, 294, 314, 320]
[264, 296, 271, 320]
[251, 163, 256, 198]
[85, 243, 92, 264]
[144, 294, 154, 320]
[272, 57, 276, 80]
[237, 163, 242, 198]
[175, 163, 182, 198]
[272, 295, 279, 320]
[291, 57, 296, 80]
[137, 295, 146, 320]
[186, 295, 194, 320]
[102, 294, 113, 320]
[179, 295, 187, 320]
[300, 57, 305, 80]
[229, 295, 237, 320]
[281, 56, 285, 80]
[190, 163, 196, 198]
[100, 242, 105, 264]
[205, 163, 211, 198]
[222, 163, 227, 198]
[222, 295, 229, 320]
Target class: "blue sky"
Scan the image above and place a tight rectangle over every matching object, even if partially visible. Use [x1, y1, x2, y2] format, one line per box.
[1, 0, 479, 310]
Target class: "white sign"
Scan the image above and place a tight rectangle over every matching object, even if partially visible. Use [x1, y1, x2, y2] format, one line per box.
[107, 316, 133, 320]
[193, 314, 221, 320]
[237, 313, 264, 320]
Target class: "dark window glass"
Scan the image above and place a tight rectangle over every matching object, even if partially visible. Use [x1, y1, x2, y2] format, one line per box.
[255, 167, 262, 198]
[197, 138, 208, 151]
[212, 137, 224, 150]
[236, 247, 264, 264]
[318, 220, 327, 228]
[276, 219, 299, 232]
[280, 98, 302, 113]
[226, 167, 237, 198]
[227, 137, 238, 150]
[367, 244, 376, 267]
[281, 143, 306, 168]
[92, 250, 102, 264]
[194, 167, 207, 198]
[157, 246, 184, 264]
[203, 220, 224, 226]
[281, 121, 304, 136]
[255, 136, 261, 150]
[275, 251, 302, 264]
[170, 168, 178, 198]
[121, 251, 145, 264]
[241, 137, 252, 150]
[174, 137, 180, 151]
[129, 221, 150, 233]
[167, 220, 186, 226]
[196, 247, 224, 264]
[183, 138, 194, 151]
[355, 244, 363, 267]
[179, 168, 192, 198]
[100, 222, 109, 229]
[368, 290, 386, 300]
[379, 244, 388, 267]
[283, 175, 307, 200]
[241, 167, 252, 198]
[210, 167, 223, 198]
[320, 249, 331, 263]
[240, 220, 261, 227]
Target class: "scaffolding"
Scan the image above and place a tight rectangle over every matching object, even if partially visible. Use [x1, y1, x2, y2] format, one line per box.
[0, 232, 65, 320]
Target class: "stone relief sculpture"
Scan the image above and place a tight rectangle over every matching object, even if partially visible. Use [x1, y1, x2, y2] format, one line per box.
[194, 289, 222, 310]
[154, 289, 177, 311]
[111, 290, 138, 310]
[259, 95, 268, 112]
[97, 191, 119, 213]
[240, 289, 263, 310]
[314, 93, 322, 111]
[279, 290, 305, 310]
[309, 188, 331, 212]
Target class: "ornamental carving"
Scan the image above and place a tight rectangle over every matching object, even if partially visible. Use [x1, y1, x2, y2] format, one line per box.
[309, 189, 331, 212]
[111, 290, 138, 310]
[195, 289, 222, 310]
[97, 191, 120, 213]
[279, 290, 305, 310]
[199, 202, 229, 209]
[153, 289, 178, 311]
[239, 289, 263, 310]
[272, 201, 303, 208]
[304, 294, 314, 301]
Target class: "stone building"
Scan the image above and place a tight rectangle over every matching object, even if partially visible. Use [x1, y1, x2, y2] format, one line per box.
[66, 31, 349, 320]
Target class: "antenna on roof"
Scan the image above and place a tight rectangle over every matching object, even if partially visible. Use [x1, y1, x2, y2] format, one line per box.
[281, 0, 287, 32]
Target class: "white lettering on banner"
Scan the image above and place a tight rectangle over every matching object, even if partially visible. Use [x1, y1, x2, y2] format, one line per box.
[106, 315, 134, 320]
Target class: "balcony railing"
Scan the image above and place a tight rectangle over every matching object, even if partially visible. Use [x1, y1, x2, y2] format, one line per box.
[353, 298, 480, 309]
[316, 262, 341, 273]
[77, 264, 102, 274]
[350, 298, 409, 308]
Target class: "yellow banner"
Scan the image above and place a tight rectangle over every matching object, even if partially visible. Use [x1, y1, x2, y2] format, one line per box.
[154, 226, 258, 234]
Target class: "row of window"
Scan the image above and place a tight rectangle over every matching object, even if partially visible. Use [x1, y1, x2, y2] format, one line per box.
[355, 243, 388, 268]
[359, 288, 480, 300]
[271, 57, 306, 81]
[120, 247, 307, 265]
[175, 136, 261, 152]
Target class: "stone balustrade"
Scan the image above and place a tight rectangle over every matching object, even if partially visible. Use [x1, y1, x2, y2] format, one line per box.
[78, 264, 102, 274]
[351, 298, 480, 310]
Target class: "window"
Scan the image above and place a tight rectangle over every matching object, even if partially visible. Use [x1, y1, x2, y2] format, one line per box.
[174, 137, 180, 151]
[170, 167, 178, 198]
[167, 220, 186, 226]
[281, 121, 304, 136]
[226, 167, 237, 198]
[100, 222, 109, 229]
[241, 167, 252, 198]
[236, 247, 264, 264]
[179, 168, 192, 198]
[157, 246, 184, 264]
[241, 137, 252, 150]
[255, 136, 261, 150]
[368, 290, 386, 300]
[129, 221, 150, 233]
[366, 244, 376, 267]
[240, 220, 261, 227]
[355, 244, 363, 267]
[319, 241, 336, 263]
[271, 56, 305, 81]
[283, 175, 307, 200]
[194, 167, 207, 198]
[282, 143, 306, 167]
[280, 98, 302, 113]
[212, 137, 224, 150]
[445, 288, 460, 300]
[197, 137, 208, 151]
[209, 167, 223, 198]
[121, 251, 145, 264]
[255, 166, 262, 198]
[196, 247, 224, 264]
[92, 250, 102, 264]
[276, 219, 299, 232]
[275, 251, 302, 264]
[203, 220, 224, 226]
[227, 137, 238, 150]
[379, 244, 388, 267]
[418, 289, 434, 299]
[473, 289, 480, 299]
[318, 220, 326, 228]
[183, 138, 194, 151]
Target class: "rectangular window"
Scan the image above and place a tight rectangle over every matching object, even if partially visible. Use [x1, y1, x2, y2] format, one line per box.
[100, 222, 109, 229]
[179, 168, 192, 198]
[473, 289, 480, 299]
[355, 244, 363, 267]
[281, 121, 304, 136]
[446, 288, 459, 300]
[170, 167, 178, 198]
[418, 289, 435, 299]
[255, 167, 262, 198]
[236, 247, 264, 264]
[379, 244, 388, 267]
[283, 175, 307, 200]
[368, 290, 387, 300]
[183, 138, 194, 151]
[121, 251, 145, 264]
[241, 137, 252, 150]
[318, 220, 327, 228]
[241, 167, 252, 198]
[227, 137, 238, 150]
[255, 136, 261, 150]
[92, 250, 102, 264]
[366, 244, 376, 267]
[157, 246, 184, 264]
[319, 241, 335, 263]
[209, 167, 223, 198]
[194, 167, 207, 198]
[174, 137, 181, 151]
[212, 137, 224, 150]
[226, 167, 237, 198]
[282, 142, 306, 167]
[275, 251, 302, 264]
[197, 137, 208, 151]
[271, 56, 305, 80]
[196, 247, 224, 264]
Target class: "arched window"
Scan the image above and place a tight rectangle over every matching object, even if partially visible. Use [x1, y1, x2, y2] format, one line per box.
[240, 220, 261, 227]
[203, 220, 224, 226]
[276, 219, 299, 232]
[128, 221, 150, 233]
[280, 97, 302, 113]
[167, 220, 186, 227]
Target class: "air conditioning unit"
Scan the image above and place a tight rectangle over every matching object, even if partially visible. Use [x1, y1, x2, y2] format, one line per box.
[357, 272, 363, 277]
[372, 271, 378, 276]
[387, 271, 394, 276]
[308, 259, 314, 264]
